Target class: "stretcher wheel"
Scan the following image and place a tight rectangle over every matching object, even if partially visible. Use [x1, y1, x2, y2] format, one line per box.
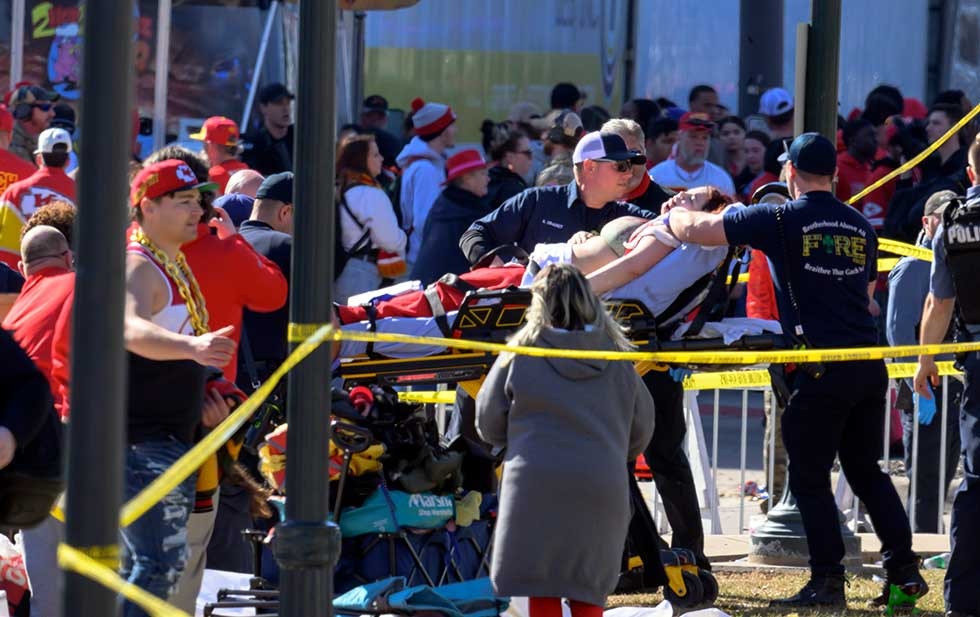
[698, 569, 719, 604]
[664, 569, 704, 607]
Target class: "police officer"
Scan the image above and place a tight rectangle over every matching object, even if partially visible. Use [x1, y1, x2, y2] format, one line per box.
[915, 139, 980, 617]
[458, 131, 656, 265]
[665, 132, 926, 608]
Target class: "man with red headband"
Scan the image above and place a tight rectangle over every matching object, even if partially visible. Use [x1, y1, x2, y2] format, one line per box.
[122, 159, 237, 616]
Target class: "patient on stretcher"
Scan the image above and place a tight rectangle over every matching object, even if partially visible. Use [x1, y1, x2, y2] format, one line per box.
[337, 187, 780, 359]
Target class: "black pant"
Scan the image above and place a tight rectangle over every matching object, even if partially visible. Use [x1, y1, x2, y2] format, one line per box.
[641, 369, 707, 566]
[947, 352, 980, 614]
[900, 378, 963, 533]
[781, 360, 916, 577]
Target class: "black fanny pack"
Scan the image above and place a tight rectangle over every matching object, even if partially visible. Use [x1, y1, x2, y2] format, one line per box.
[0, 471, 63, 529]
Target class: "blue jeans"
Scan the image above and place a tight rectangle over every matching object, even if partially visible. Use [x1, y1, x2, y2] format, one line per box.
[947, 352, 980, 614]
[119, 438, 197, 617]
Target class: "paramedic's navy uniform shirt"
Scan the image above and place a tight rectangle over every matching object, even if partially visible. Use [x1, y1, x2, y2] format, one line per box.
[459, 180, 656, 263]
[722, 190, 878, 348]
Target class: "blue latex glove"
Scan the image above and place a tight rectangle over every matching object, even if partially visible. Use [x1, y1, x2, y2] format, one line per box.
[668, 367, 693, 383]
[914, 383, 937, 426]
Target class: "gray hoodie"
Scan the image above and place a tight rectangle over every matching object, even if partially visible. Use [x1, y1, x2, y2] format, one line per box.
[476, 327, 654, 606]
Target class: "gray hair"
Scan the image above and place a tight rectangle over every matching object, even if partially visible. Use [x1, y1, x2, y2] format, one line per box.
[500, 263, 632, 365]
[601, 118, 645, 146]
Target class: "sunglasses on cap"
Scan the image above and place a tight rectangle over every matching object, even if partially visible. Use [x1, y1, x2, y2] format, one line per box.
[595, 156, 646, 172]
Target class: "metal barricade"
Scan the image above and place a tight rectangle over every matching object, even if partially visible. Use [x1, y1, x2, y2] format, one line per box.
[644, 372, 960, 540]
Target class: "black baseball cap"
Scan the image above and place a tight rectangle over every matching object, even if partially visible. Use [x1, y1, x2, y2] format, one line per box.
[256, 172, 294, 204]
[551, 82, 584, 109]
[572, 131, 645, 165]
[778, 132, 837, 176]
[258, 82, 295, 105]
[363, 94, 388, 113]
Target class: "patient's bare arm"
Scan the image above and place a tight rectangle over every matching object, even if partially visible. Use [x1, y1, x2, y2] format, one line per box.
[586, 235, 674, 296]
[567, 235, 621, 275]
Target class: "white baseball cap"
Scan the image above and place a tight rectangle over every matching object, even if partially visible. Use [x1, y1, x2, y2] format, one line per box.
[759, 88, 794, 117]
[35, 127, 72, 155]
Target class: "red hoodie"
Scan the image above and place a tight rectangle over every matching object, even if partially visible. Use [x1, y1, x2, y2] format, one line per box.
[181, 223, 288, 381]
[2, 267, 75, 418]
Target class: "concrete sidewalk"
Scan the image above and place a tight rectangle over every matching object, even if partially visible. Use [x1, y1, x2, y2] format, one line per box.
[697, 533, 950, 564]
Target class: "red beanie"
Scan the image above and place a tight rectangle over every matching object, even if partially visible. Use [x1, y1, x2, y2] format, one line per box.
[410, 97, 456, 137]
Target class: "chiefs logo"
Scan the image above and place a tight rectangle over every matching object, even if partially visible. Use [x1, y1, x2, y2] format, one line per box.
[175, 164, 196, 184]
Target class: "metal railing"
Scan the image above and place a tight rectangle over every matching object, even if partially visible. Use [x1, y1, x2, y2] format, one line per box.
[644, 371, 961, 538]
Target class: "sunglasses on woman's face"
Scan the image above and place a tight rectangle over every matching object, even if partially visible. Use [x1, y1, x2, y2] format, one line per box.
[517, 149, 533, 159]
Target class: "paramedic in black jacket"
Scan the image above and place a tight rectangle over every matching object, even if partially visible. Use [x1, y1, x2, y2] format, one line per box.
[459, 131, 656, 264]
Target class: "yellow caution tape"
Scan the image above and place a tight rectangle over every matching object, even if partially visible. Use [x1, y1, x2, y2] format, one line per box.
[877, 257, 901, 272]
[118, 323, 334, 527]
[287, 322, 332, 343]
[71, 544, 121, 570]
[888, 361, 960, 379]
[848, 100, 980, 206]
[399, 363, 963, 401]
[54, 314, 972, 527]
[682, 369, 772, 390]
[879, 238, 933, 262]
[58, 543, 191, 617]
[333, 327, 980, 365]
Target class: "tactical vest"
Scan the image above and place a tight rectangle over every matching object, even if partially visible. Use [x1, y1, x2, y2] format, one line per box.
[942, 197, 980, 324]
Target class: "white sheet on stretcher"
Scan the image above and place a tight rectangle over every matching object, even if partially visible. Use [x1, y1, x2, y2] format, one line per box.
[672, 317, 783, 345]
[338, 315, 783, 360]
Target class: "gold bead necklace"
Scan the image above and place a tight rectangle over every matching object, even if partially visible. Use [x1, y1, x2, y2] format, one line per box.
[130, 227, 210, 336]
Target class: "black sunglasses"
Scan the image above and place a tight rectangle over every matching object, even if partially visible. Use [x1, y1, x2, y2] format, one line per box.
[596, 156, 646, 172]
[32, 103, 52, 112]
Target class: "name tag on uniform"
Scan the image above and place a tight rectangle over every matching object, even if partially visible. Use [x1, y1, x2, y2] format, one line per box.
[542, 219, 564, 230]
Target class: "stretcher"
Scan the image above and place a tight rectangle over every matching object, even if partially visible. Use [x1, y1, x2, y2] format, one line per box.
[337, 286, 788, 391]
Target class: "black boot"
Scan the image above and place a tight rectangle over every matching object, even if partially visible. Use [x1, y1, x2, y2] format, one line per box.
[870, 563, 929, 608]
[769, 574, 846, 607]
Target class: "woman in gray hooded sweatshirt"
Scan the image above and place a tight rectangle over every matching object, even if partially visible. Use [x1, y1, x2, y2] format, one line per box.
[476, 263, 655, 617]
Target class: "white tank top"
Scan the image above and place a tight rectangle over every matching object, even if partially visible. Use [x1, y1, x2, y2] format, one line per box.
[127, 243, 194, 335]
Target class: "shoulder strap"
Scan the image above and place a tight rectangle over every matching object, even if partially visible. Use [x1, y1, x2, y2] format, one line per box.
[684, 246, 738, 337]
[423, 274, 479, 337]
[239, 325, 261, 391]
[774, 204, 806, 340]
[339, 190, 372, 255]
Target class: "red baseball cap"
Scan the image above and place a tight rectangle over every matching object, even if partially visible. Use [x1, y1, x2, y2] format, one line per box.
[0, 105, 13, 132]
[442, 149, 487, 185]
[130, 159, 218, 207]
[189, 116, 240, 146]
[678, 112, 715, 132]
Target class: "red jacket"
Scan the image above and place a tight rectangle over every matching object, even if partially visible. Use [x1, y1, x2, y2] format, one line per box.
[746, 249, 778, 321]
[181, 224, 288, 381]
[209, 160, 250, 195]
[1, 267, 74, 418]
[0, 166, 76, 267]
[835, 151, 870, 198]
[0, 149, 38, 193]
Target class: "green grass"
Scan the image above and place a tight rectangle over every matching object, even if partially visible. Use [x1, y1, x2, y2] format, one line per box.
[608, 569, 947, 616]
